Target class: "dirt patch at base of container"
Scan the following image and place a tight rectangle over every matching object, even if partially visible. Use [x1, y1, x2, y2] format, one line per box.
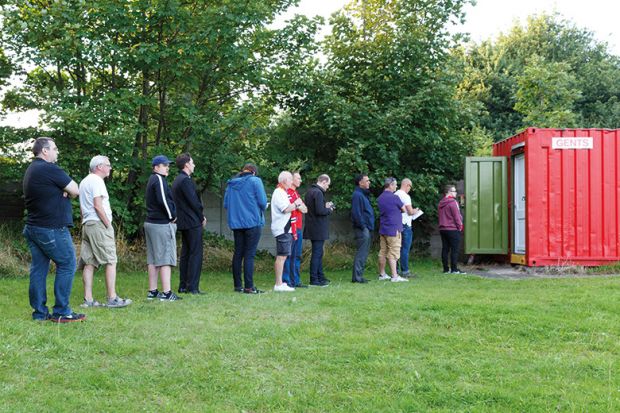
[461, 265, 620, 280]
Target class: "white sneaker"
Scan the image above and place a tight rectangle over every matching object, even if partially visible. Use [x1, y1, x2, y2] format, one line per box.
[378, 274, 391, 281]
[273, 283, 295, 292]
[391, 276, 409, 282]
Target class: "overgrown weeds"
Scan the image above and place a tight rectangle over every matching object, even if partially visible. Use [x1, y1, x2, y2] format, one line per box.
[0, 222, 29, 277]
[0, 223, 366, 276]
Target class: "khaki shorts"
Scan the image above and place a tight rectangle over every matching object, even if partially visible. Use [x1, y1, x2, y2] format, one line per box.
[144, 222, 177, 267]
[379, 232, 401, 261]
[79, 220, 117, 268]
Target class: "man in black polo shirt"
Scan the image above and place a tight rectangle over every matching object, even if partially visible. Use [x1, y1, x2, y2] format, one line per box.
[22, 137, 85, 322]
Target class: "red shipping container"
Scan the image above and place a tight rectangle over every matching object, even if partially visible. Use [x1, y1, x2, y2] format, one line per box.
[492, 128, 620, 266]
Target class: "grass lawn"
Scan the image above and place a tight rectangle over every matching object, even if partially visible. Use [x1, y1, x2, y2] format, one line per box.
[1, 259, 619, 412]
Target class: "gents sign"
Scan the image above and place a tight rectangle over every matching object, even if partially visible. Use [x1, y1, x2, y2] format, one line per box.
[552, 137, 593, 149]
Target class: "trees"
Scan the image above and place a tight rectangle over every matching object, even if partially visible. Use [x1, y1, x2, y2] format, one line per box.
[514, 56, 581, 127]
[0, 47, 11, 91]
[0, 0, 319, 235]
[459, 14, 620, 141]
[268, 0, 483, 218]
[4, 2, 618, 240]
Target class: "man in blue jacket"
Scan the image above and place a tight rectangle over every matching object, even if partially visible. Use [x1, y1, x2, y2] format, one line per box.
[350, 174, 374, 283]
[172, 153, 206, 295]
[224, 163, 268, 294]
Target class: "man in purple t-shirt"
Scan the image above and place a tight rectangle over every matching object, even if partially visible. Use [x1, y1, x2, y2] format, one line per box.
[376, 177, 409, 282]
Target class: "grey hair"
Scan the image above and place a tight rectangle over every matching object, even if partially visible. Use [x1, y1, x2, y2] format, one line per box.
[317, 174, 330, 184]
[383, 177, 397, 188]
[278, 170, 293, 184]
[89, 155, 109, 172]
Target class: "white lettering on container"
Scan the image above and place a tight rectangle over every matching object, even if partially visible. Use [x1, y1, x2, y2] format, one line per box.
[551, 137, 593, 149]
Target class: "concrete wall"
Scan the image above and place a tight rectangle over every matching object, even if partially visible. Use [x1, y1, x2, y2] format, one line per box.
[202, 188, 445, 258]
[203, 188, 356, 256]
[1, 180, 448, 259]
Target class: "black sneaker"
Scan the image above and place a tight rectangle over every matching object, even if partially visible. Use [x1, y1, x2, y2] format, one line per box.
[234, 287, 243, 293]
[451, 270, 467, 274]
[310, 281, 329, 287]
[159, 291, 182, 301]
[294, 283, 309, 288]
[49, 312, 86, 323]
[147, 289, 160, 300]
[243, 287, 264, 294]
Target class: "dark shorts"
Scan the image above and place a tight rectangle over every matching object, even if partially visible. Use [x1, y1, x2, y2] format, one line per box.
[275, 233, 293, 257]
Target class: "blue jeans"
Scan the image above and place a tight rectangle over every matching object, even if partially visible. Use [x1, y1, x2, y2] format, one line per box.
[283, 229, 303, 286]
[23, 225, 77, 319]
[232, 226, 262, 289]
[352, 227, 371, 281]
[399, 225, 413, 274]
[309, 240, 326, 284]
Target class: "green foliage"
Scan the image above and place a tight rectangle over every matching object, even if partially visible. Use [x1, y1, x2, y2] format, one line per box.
[3, 3, 620, 241]
[0, 46, 11, 90]
[514, 55, 581, 127]
[265, 0, 482, 224]
[0, 126, 42, 181]
[0, 0, 319, 236]
[459, 13, 620, 141]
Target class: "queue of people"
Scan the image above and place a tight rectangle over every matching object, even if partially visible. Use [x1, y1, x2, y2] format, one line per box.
[22, 137, 464, 322]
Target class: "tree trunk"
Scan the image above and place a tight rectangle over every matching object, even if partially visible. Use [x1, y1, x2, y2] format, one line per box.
[125, 70, 151, 219]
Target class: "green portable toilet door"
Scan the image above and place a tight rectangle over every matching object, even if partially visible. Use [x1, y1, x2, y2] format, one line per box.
[464, 157, 508, 254]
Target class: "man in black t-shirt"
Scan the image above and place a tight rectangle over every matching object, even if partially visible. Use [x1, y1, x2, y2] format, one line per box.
[22, 137, 85, 323]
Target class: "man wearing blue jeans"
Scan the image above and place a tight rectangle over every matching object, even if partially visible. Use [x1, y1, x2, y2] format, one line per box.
[282, 172, 307, 288]
[394, 178, 420, 278]
[22, 137, 85, 322]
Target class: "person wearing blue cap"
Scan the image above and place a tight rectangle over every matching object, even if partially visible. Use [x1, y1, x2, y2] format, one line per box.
[145, 155, 181, 301]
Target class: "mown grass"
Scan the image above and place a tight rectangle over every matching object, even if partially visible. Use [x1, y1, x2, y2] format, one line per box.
[1, 260, 619, 412]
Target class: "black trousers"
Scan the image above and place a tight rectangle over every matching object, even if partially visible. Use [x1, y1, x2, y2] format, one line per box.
[440, 230, 461, 272]
[179, 226, 204, 291]
[232, 226, 262, 289]
[309, 240, 326, 284]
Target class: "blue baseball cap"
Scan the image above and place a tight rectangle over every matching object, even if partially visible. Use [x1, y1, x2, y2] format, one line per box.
[152, 155, 171, 166]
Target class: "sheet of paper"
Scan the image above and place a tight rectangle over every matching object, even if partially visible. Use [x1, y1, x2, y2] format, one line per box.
[412, 210, 424, 221]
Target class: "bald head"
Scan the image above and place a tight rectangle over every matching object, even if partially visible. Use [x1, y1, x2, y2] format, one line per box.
[400, 178, 412, 193]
